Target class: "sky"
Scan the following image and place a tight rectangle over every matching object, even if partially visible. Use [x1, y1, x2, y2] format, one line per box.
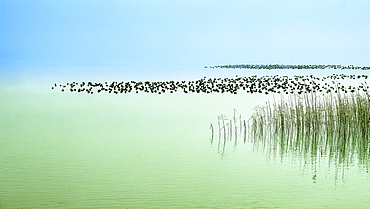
[1, 0, 370, 82]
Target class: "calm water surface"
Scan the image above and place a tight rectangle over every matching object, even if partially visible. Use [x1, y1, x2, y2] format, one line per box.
[1, 72, 370, 208]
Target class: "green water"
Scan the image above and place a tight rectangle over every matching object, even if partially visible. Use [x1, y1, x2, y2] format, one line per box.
[1, 90, 370, 208]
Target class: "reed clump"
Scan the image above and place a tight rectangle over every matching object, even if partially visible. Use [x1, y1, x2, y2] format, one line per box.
[210, 109, 247, 155]
[249, 89, 370, 167]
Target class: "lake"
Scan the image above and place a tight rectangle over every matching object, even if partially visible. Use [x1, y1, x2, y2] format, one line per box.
[1, 67, 370, 208]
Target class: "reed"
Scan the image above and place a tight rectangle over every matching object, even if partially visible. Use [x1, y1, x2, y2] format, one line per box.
[210, 86, 369, 170]
[249, 89, 370, 168]
[209, 123, 214, 144]
[211, 111, 247, 155]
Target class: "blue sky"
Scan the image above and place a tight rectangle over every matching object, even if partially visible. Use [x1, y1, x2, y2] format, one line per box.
[1, 0, 370, 81]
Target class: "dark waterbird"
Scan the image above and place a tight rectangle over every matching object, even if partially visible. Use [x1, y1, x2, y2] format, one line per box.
[52, 74, 369, 96]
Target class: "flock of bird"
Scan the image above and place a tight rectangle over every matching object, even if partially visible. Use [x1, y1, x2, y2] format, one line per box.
[52, 74, 369, 95]
[206, 64, 370, 70]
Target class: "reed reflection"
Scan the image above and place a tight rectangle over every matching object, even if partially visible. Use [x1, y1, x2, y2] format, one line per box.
[211, 91, 370, 178]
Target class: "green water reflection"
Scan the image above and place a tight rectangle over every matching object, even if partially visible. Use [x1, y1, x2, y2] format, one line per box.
[2, 90, 370, 208]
